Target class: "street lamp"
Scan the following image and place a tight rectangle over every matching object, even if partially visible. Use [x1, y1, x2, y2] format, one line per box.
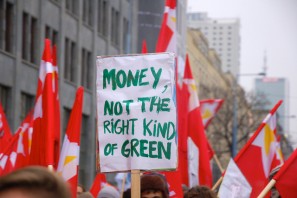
[231, 72, 266, 157]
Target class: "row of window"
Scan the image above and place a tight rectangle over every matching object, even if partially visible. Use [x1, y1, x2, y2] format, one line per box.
[0, 0, 129, 59]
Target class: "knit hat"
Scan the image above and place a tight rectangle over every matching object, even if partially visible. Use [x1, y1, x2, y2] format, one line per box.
[97, 186, 120, 198]
[141, 173, 169, 198]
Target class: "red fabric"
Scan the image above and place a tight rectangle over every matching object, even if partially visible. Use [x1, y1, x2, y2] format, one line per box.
[141, 40, 148, 53]
[52, 45, 61, 170]
[183, 55, 212, 187]
[200, 99, 224, 129]
[176, 82, 190, 186]
[14, 112, 33, 170]
[0, 133, 18, 175]
[0, 112, 33, 175]
[162, 170, 184, 198]
[0, 102, 12, 152]
[274, 148, 297, 197]
[29, 39, 56, 167]
[65, 87, 84, 198]
[89, 173, 107, 198]
[155, 0, 176, 53]
[234, 101, 283, 197]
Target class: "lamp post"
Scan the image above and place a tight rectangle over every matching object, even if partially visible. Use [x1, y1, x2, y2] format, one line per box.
[231, 72, 266, 157]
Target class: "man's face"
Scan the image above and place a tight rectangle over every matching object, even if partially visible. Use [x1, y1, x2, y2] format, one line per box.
[141, 190, 163, 198]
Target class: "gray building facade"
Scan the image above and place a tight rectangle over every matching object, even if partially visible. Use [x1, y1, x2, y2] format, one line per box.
[0, 0, 138, 188]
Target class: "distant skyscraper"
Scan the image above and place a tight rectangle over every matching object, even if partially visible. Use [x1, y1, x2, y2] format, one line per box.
[255, 77, 289, 134]
[187, 12, 240, 77]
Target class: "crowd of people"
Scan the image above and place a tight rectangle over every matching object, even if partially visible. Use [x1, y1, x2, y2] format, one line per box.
[0, 166, 218, 198]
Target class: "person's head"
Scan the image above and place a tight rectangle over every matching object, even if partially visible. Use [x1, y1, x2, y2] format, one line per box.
[78, 191, 94, 198]
[97, 185, 120, 198]
[0, 166, 71, 198]
[141, 173, 169, 198]
[77, 184, 86, 195]
[123, 188, 131, 198]
[182, 184, 189, 195]
[184, 185, 217, 198]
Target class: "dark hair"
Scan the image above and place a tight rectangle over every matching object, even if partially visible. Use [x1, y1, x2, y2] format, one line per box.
[141, 172, 169, 198]
[0, 166, 71, 198]
[184, 185, 217, 198]
[123, 188, 131, 198]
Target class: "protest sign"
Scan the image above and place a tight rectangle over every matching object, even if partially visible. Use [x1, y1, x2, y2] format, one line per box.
[96, 53, 177, 172]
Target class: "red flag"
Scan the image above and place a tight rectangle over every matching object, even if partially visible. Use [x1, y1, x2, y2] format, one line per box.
[52, 45, 61, 170]
[273, 148, 297, 197]
[200, 99, 224, 159]
[234, 101, 283, 197]
[141, 40, 148, 53]
[176, 81, 190, 186]
[0, 133, 18, 175]
[14, 112, 33, 170]
[162, 171, 184, 197]
[183, 55, 212, 187]
[89, 173, 107, 198]
[200, 99, 224, 129]
[0, 102, 12, 152]
[156, 0, 176, 53]
[29, 39, 56, 167]
[0, 112, 32, 175]
[57, 87, 84, 198]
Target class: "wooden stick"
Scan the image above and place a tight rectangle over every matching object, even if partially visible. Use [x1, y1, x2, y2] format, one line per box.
[131, 170, 141, 198]
[212, 176, 223, 190]
[213, 154, 224, 173]
[120, 173, 127, 198]
[257, 179, 276, 198]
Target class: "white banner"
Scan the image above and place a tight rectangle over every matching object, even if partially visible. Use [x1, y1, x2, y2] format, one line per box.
[96, 53, 177, 172]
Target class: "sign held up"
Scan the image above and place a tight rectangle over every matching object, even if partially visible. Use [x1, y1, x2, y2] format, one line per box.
[96, 53, 177, 172]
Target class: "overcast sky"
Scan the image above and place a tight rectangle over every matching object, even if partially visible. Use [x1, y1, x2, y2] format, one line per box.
[187, 0, 297, 145]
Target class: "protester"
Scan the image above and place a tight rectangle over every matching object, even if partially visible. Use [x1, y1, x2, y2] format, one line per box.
[0, 166, 71, 198]
[77, 184, 86, 195]
[123, 188, 131, 198]
[184, 185, 217, 198]
[141, 173, 169, 198]
[182, 184, 189, 195]
[78, 191, 94, 198]
[269, 165, 282, 198]
[97, 185, 120, 198]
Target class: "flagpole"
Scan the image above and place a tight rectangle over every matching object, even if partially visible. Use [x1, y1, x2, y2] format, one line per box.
[257, 179, 276, 198]
[211, 176, 223, 190]
[213, 154, 224, 173]
[131, 170, 141, 198]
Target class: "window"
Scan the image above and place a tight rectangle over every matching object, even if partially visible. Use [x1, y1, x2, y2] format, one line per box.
[111, 7, 119, 45]
[20, 92, 34, 122]
[122, 18, 129, 53]
[0, 85, 9, 114]
[0, 1, 15, 53]
[45, 25, 58, 46]
[83, 0, 92, 26]
[64, 38, 76, 82]
[22, 12, 38, 64]
[97, 0, 108, 36]
[78, 114, 89, 185]
[63, 108, 71, 137]
[66, 0, 77, 16]
[81, 48, 92, 89]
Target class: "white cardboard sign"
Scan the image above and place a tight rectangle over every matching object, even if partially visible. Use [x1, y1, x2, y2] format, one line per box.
[96, 53, 177, 172]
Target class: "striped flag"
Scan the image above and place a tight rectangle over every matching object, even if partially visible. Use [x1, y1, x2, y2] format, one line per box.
[57, 87, 84, 198]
